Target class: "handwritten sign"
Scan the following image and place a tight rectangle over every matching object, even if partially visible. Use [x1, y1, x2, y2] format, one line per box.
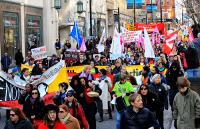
[31, 46, 47, 60]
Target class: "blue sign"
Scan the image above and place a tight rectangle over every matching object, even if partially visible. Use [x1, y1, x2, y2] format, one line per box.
[127, 0, 143, 9]
[146, 5, 158, 12]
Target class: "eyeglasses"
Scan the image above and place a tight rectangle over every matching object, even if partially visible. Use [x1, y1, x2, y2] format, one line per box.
[10, 114, 16, 117]
[141, 88, 147, 90]
[59, 111, 65, 113]
[32, 92, 38, 95]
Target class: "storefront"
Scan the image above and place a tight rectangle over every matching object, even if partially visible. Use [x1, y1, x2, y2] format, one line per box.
[26, 15, 42, 51]
[0, 2, 43, 61]
[0, 2, 21, 60]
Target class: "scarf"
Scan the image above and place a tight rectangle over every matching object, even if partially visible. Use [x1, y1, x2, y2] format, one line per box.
[30, 97, 36, 105]
[61, 113, 71, 124]
[79, 72, 93, 81]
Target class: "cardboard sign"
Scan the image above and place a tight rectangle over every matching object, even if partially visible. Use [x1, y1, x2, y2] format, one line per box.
[31, 46, 47, 60]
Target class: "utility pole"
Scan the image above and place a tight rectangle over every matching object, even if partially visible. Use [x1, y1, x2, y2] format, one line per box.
[151, 0, 153, 23]
[134, 0, 136, 24]
[89, 0, 92, 36]
[160, 0, 162, 22]
[118, 7, 120, 32]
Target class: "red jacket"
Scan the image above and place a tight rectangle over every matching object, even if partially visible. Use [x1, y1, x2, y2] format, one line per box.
[38, 121, 68, 129]
[84, 87, 95, 105]
[68, 100, 89, 129]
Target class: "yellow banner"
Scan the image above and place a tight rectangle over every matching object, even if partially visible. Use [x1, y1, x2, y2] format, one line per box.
[66, 65, 152, 74]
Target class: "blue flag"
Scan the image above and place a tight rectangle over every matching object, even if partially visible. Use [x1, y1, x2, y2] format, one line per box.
[69, 21, 82, 48]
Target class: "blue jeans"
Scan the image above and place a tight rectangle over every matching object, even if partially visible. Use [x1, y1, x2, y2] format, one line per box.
[116, 111, 121, 129]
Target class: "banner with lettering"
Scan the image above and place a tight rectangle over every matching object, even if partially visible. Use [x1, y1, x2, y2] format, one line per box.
[135, 23, 165, 34]
[0, 71, 24, 102]
[121, 30, 142, 43]
[31, 46, 47, 60]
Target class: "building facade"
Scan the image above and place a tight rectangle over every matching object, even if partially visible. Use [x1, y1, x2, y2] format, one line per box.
[0, 0, 58, 67]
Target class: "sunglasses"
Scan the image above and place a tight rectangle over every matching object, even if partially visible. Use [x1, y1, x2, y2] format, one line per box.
[10, 114, 16, 117]
[141, 88, 147, 90]
[32, 92, 38, 95]
[66, 95, 73, 97]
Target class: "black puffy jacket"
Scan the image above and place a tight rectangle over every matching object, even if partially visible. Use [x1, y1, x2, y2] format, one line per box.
[120, 107, 159, 129]
[4, 119, 33, 129]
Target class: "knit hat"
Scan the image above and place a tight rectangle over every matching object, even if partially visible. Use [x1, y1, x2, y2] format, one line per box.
[152, 74, 161, 82]
[44, 104, 59, 114]
[66, 90, 74, 96]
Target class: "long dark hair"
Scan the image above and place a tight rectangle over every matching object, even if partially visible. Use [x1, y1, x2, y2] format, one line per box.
[10, 108, 27, 121]
[138, 84, 149, 95]
[43, 113, 60, 125]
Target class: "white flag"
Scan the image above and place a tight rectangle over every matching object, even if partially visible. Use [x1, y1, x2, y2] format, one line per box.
[110, 27, 122, 54]
[144, 28, 155, 58]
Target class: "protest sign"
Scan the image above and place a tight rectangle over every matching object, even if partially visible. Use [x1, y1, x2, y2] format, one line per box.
[31, 46, 47, 60]
[63, 51, 80, 65]
[121, 30, 142, 43]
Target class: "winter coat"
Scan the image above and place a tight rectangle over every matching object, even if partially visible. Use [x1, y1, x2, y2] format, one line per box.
[141, 92, 159, 113]
[15, 52, 24, 66]
[53, 92, 67, 106]
[60, 113, 80, 129]
[23, 96, 45, 120]
[148, 83, 168, 110]
[38, 121, 67, 129]
[1, 55, 11, 69]
[97, 76, 112, 109]
[173, 89, 200, 129]
[66, 100, 89, 129]
[4, 119, 33, 129]
[120, 107, 159, 129]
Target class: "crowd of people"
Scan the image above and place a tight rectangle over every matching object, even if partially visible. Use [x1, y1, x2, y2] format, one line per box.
[1, 33, 200, 129]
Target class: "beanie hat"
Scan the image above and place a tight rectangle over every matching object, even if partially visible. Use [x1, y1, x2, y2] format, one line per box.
[152, 74, 161, 82]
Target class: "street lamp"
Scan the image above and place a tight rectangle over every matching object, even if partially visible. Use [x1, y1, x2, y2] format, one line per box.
[77, 1, 83, 14]
[160, 0, 163, 22]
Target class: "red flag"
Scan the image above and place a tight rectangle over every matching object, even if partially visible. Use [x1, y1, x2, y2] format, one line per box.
[163, 30, 178, 55]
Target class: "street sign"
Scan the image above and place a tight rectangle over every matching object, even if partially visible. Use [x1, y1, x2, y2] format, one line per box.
[54, 0, 61, 9]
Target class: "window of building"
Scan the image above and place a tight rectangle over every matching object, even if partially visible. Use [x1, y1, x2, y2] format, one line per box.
[3, 12, 19, 58]
[26, 15, 42, 51]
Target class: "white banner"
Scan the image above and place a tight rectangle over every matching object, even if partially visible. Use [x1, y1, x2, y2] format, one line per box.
[31, 46, 47, 60]
[31, 60, 65, 86]
[121, 30, 142, 43]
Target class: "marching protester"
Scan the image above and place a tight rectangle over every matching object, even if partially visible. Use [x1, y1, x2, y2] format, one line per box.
[4, 108, 34, 129]
[38, 104, 67, 129]
[64, 90, 89, 129]
[55, 39, 62, 58]
[18, 83, 33, 105]
[148, 74, 168, 129]
[58, 104, 80, 129]
[138, 84, 159, 115]
[54, 82, 68, 106]
[173, 77, 200, 129]
[112, 74, 136, 129]
[96, 69, 113, 121]
[120, 93, 159, 129]
[23, 88, 44, 128]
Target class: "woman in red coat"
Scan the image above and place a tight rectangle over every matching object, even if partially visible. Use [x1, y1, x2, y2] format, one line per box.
[38, 104, 67, 129]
